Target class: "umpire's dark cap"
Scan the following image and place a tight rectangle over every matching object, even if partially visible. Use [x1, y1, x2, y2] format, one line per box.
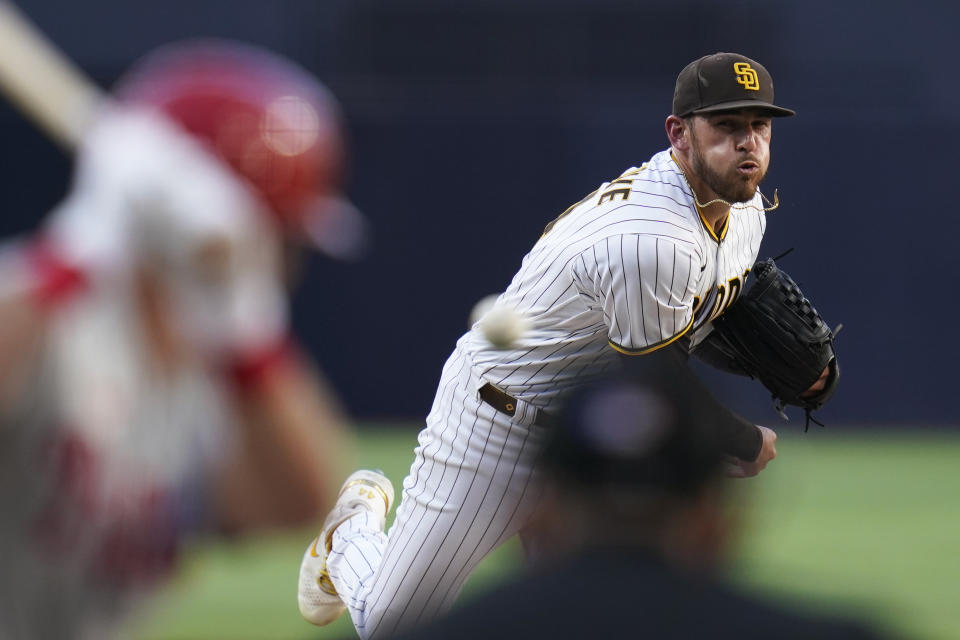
[672, 52, 795, 118]
[542, 364, 725, 496]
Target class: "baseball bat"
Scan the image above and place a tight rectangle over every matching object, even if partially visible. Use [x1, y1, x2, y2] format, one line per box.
[0, 1, 104, 149]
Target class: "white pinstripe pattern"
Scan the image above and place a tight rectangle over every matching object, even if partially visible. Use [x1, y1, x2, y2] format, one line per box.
[467, 149, 765, 410]
[327, 511, 389, 611]
[325, 149, 766, 638]
[328, 345, 548, 638]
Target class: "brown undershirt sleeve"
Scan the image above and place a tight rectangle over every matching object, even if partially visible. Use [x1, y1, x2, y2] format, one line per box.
[616, 343, 763, 462]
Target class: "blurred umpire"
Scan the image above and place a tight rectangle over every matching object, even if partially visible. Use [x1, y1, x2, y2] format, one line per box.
[396, 361, 891, 640]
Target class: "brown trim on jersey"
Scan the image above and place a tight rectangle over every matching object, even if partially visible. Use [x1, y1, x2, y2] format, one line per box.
[695, 203, 729, 243]
[608, 316, 695, 356]
[668, 151, 729, 244]
[541, 188, 599, 237]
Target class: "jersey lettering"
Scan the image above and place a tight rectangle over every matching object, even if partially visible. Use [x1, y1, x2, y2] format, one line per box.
[695, 269, 750, 325]
[543, 165, 650, 236]
[596, 164, 648, 205]
[708, 283, 727, 321]
[597, 186, 631, 204]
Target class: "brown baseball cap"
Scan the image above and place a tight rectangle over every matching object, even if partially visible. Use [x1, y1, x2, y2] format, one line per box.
[672, 52, 795, 118]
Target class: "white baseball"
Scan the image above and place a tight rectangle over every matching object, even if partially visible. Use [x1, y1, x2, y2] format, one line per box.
[468, 294, 498, 328]
[469, 295, 530, 349]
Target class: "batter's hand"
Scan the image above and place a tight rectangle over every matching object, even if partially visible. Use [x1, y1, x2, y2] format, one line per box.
[725, 425, 777, 478]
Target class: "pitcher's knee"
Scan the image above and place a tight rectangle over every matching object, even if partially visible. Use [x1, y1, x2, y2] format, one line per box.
[355, 600, 419, 640]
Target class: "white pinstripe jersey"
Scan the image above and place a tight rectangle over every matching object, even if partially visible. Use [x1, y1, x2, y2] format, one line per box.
[464, 148, 767, 410]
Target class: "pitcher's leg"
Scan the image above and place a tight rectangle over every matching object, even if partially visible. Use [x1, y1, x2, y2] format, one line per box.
[299, 470, 396, 626]
[348, 367, 547, 638]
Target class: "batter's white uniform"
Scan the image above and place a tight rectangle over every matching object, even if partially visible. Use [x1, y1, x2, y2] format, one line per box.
[0, 286, 234, 640]
[0, 107, 287, 639]
[327, 149, 766, 638]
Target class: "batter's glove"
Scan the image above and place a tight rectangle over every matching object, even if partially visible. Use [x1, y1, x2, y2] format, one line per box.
[694, 258, 840, 428]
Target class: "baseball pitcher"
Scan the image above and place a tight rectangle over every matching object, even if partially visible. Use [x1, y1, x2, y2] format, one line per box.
[298, 52, 839, 638]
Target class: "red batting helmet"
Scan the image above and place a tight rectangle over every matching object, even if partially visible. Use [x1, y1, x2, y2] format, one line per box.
[113, 39, 366, 259]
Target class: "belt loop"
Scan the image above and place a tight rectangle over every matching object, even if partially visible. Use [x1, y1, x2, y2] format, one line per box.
[479, 382, 516, 417]
[479, 382, 554, 428]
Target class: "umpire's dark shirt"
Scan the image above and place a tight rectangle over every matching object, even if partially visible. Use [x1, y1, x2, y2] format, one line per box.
[392, 547, 890, 640]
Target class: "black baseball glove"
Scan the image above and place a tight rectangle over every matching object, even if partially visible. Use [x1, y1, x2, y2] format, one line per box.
[693, 258, 840, 427]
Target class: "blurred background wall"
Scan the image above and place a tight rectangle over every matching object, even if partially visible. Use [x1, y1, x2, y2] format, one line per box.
[1, 0, 955, 426]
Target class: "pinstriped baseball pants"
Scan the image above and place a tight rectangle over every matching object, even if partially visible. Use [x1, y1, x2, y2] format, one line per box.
[327, 344, 549, 639]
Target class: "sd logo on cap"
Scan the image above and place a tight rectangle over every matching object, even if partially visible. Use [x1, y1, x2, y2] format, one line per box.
[672, 52, 795, 117]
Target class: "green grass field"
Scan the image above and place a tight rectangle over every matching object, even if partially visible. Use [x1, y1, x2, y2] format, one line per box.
[130, 427, 960, 640]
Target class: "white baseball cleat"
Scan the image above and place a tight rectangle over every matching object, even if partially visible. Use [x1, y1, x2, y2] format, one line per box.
[297, 469, 395, 626]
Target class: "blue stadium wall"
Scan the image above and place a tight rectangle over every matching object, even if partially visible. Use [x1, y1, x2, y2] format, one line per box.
[0, 0, 955, 426]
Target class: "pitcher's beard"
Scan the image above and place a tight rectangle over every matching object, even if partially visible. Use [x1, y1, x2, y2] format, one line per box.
[690, 147, 766, 204]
